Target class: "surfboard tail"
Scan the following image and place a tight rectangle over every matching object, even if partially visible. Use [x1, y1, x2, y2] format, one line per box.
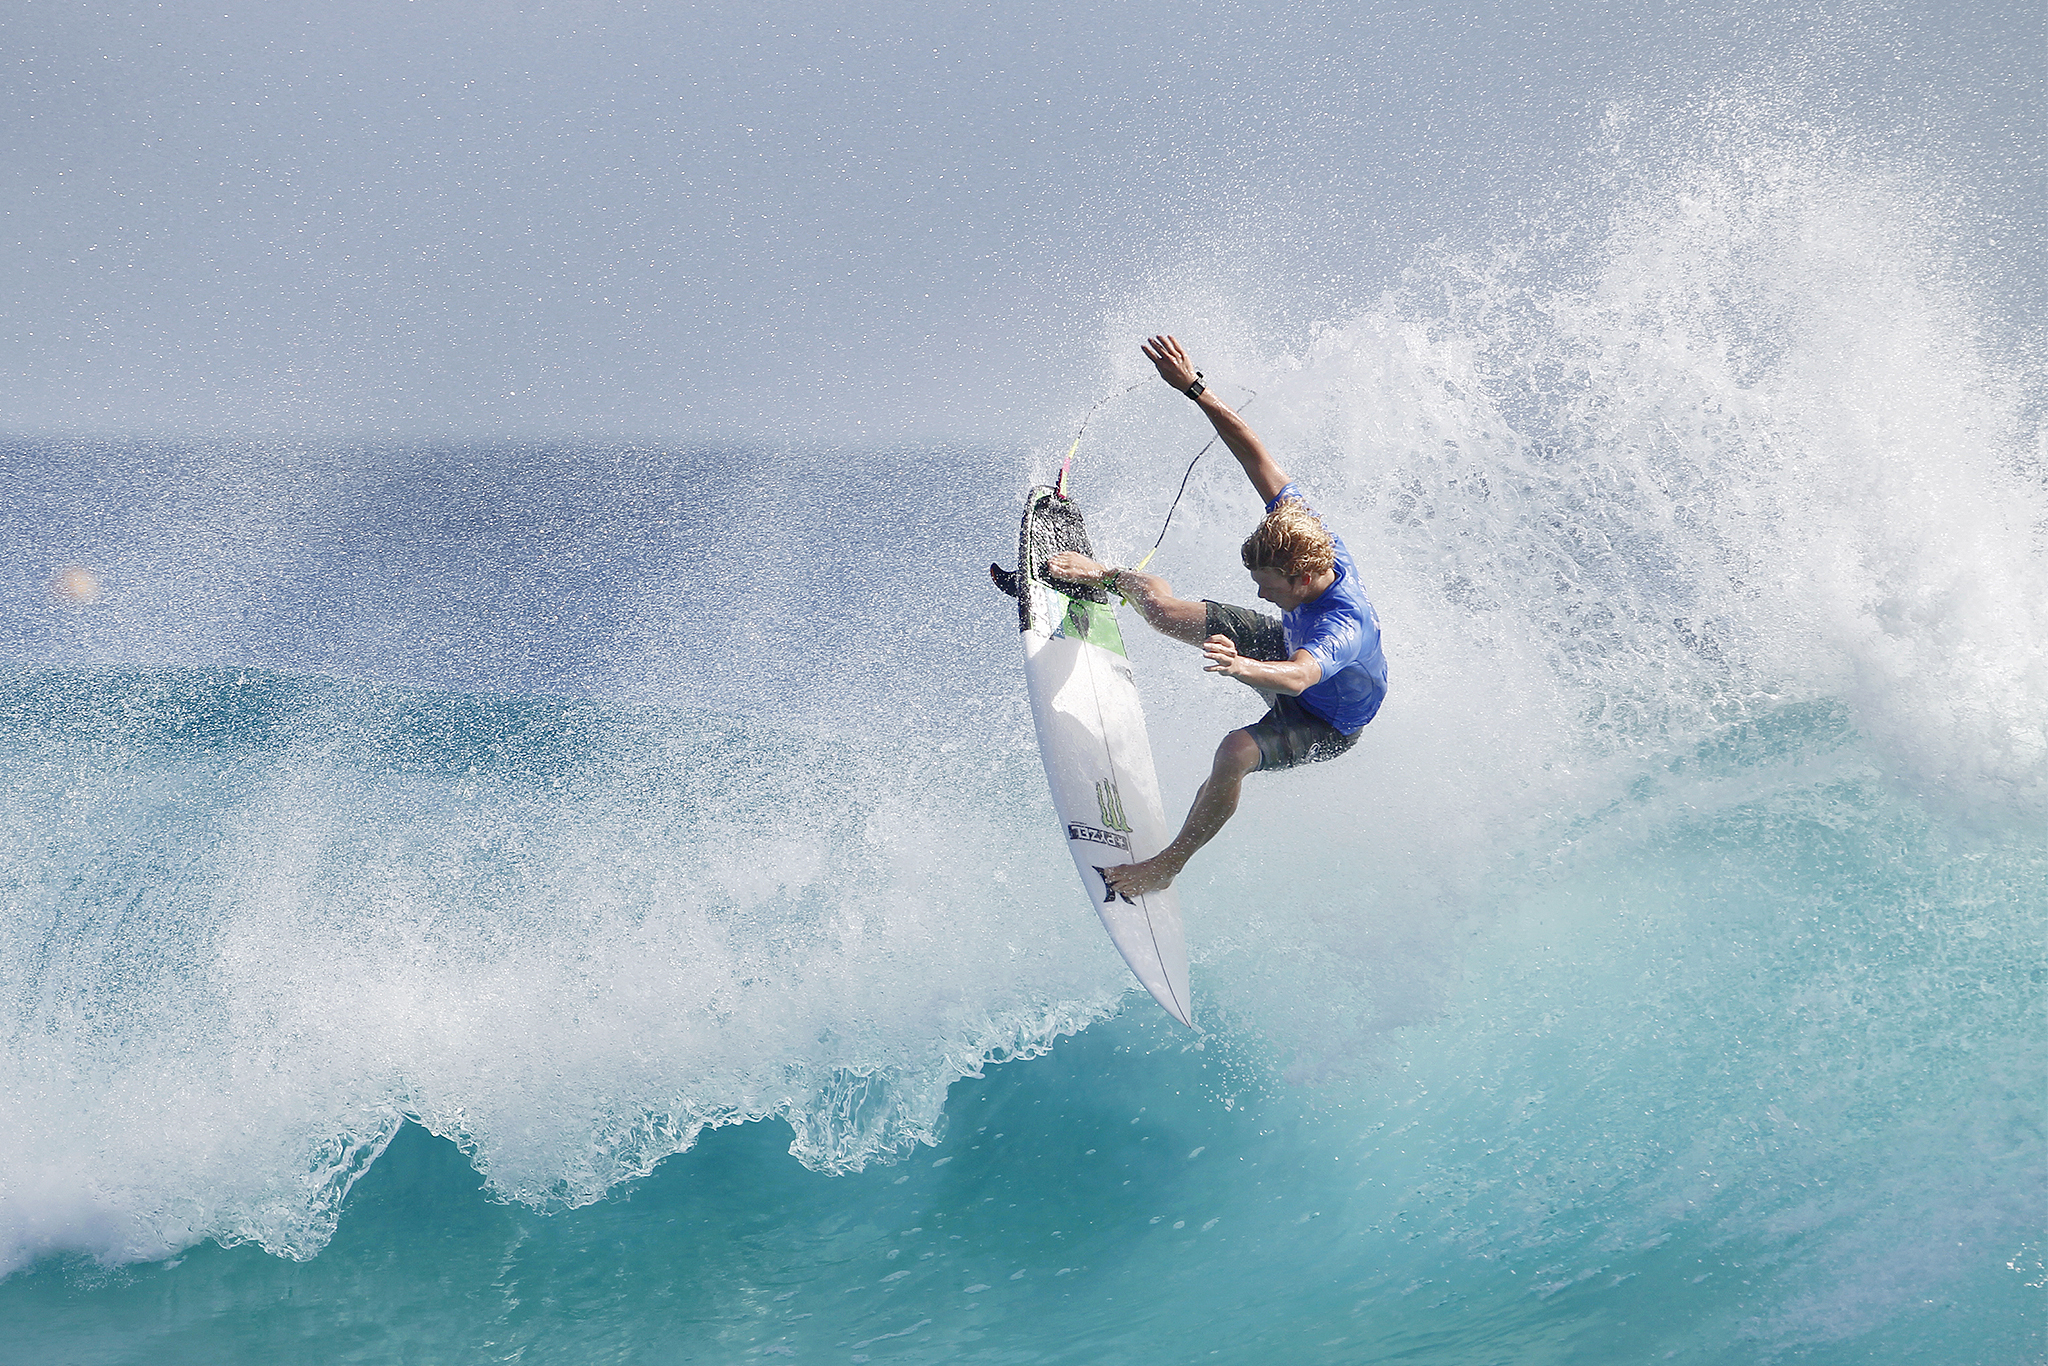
[1087, 862, 1193, 1028]
[1113, 906, 1193, 1028]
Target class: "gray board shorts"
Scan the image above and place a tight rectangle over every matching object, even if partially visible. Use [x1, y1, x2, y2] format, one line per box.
[1203, 601, 1364, 773]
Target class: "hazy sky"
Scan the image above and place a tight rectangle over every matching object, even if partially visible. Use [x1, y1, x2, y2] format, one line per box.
[3, 0, 2037, 445]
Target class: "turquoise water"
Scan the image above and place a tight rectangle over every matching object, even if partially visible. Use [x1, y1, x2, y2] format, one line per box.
[3, 112, 2045, 1361]
[1, 668, 2039, 1363]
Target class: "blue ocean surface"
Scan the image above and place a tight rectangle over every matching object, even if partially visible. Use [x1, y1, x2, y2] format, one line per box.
[3, 74, 2045, 1365]
[0, 657, 2040, 1364]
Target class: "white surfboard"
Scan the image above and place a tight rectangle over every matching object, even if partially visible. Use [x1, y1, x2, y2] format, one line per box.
[995, 486, 1193, 1028]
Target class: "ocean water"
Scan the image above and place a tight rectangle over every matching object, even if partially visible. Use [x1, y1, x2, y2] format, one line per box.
[3, 123, 2045, 1364]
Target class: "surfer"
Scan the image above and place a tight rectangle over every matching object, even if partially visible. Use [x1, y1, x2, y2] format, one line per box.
[1048, 334, 1387, 897]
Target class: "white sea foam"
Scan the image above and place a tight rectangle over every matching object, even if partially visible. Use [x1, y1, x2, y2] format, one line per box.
[0, 677, 1126, 1275]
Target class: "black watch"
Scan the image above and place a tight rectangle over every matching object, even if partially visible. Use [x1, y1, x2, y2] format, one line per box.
[1183, 372, 1206, 400]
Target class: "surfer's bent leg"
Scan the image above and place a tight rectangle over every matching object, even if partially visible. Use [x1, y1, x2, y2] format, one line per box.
[1105, 602, 1361, 898]
[1115, 570, 1207, 644]
[1241, 695, 1363, 770]
[1046, 552, 1207, 645]
[1103, 729, 1262, 899]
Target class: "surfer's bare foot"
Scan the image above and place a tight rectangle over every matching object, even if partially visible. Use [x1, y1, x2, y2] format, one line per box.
[1105, 855, 1180, 898]
[1047, 551, 1107, 584]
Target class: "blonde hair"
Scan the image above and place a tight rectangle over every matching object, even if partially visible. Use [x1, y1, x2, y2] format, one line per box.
[1241, 500, 1336, 579]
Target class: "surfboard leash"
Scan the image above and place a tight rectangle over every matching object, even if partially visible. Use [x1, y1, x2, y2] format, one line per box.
[1050, 377, 1256, 592]
[1128, 390, 1255, 575]
[1054, 381, 1144, 499]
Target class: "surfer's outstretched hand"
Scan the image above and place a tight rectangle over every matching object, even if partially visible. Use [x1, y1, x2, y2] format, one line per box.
[1201, 633, 1250, 678]
[1047, 551, 1109, 584]
[1141, 334, 1199, 390]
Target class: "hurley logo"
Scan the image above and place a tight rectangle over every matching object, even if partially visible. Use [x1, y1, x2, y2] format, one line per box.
[1095, 778, 1132, 833]
[1092, 865, 1137, 906]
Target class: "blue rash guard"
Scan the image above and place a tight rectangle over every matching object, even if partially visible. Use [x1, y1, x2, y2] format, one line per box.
[1268, 483, 1388, 734]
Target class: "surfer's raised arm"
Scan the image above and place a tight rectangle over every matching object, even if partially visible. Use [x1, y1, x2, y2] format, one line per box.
[1140, 334, 1290, 506]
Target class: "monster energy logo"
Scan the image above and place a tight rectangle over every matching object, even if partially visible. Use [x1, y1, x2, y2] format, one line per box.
[1095, 778, 1133, 833]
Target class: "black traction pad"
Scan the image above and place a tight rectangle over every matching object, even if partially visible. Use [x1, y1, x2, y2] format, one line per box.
[1000, 486, 1111, 632]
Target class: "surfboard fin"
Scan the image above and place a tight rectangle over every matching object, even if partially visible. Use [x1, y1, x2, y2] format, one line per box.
[989, 562, 1021, 598]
